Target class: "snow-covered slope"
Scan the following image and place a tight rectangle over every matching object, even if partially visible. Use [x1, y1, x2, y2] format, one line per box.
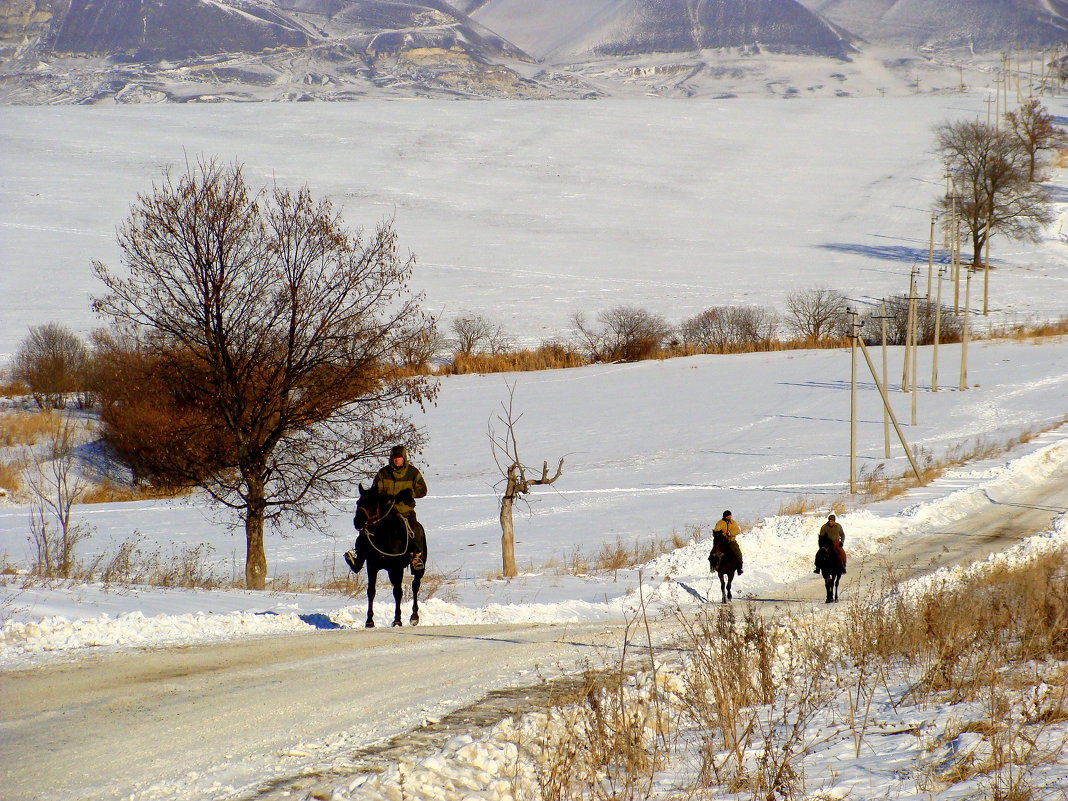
[803, 0, 1068, 50]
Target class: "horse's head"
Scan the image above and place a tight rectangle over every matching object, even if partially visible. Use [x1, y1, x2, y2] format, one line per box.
[354, 483, 384, 530]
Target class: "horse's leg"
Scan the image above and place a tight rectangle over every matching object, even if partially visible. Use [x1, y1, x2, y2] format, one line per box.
[719, 571, 728, 603]
[726, 571, 734, 601]
[391, 566, 404, 627]
[410, 569, 422, 625]
[824, 573, 834, 604]
[834, 573, 842, 602]
[366, 565, 377, 628]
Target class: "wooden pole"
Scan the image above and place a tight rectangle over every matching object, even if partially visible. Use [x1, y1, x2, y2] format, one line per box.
[983, 221, 991, 315]
[960, 269, 972, 391]
[927, 215, 935, 306]
[849, 308, 858, 494]
[880, 303, 890, 457]
[932, 266, 944, 392]
[910, 286, 919, 425]
[956, 197, 965, 313]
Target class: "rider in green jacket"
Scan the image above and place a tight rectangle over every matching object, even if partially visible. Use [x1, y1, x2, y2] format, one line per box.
[346, 445, 428, 573]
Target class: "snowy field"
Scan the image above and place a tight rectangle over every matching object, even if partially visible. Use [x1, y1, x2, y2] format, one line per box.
[2, 95, 1067, 361]
[2, 92, 1068, 801]
[2, 334, 1067, 662]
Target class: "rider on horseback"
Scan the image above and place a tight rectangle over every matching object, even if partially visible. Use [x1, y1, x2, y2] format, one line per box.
[814, 513, 847, 574]
[709, 510, 744, 575]
[346, 445, 428, 573]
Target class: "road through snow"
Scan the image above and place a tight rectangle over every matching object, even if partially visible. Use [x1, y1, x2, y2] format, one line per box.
[2, 468, 1067, 801]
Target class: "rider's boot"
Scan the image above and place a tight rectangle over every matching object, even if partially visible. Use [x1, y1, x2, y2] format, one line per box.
[344, 549, 365, 574]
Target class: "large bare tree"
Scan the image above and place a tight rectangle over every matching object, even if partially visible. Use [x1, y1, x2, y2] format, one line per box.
[92, 160, 437, 589]
[935, 118, 1054, 270]
[1004, 99, 1068, 182]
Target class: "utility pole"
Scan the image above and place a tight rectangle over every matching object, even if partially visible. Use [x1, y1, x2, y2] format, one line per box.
[960, 268, 972, 391]
[956, 190, 965, 311]
[857, 338, 923, 483]
[906, 270, 921, 424]
[876, 302, 893, 457]
[932, 265, 945, 392]
[983, 216, 991, 315]
[849, 307, 858, 494]
[927, 215, 935, 306]
[902, 267, 919, 392]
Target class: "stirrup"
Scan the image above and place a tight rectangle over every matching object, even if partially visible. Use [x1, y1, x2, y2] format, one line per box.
[410, 553, 424, 571]
[344, 550, 362, 573]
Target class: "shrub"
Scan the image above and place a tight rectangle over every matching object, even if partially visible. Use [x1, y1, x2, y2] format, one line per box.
[573, 306, 672, 362]
[13, 322, 90, 409]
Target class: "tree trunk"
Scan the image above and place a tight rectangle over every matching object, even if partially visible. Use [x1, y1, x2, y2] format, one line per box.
[500, 470, 517, 578]
[972, 229, 985, 270]
[244, 476, 268, 590]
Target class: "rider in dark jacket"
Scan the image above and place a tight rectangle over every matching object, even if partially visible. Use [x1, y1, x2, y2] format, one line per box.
[345, 445, 428, 573]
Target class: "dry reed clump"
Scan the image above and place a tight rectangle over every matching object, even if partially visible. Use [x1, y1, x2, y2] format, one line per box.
[0, 378, 29, 398]
[988, 314, 1068, 341]
[0, 409, 61, 447]
[446, 342, 587, 375]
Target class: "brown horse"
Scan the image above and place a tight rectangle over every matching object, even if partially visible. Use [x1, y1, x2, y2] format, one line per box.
[708, 531, 741, 603]
[351, 483, 424, 627]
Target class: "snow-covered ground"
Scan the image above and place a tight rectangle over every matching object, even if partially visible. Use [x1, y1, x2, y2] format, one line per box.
[2, 91, 1068, 800]
[2, 335, 1066, 664]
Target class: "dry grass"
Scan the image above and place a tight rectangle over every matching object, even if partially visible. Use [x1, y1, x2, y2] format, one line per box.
[0, 459, 22, 496]
[777, 496, 846, 516]
[0, 378, 29, 398]
[854, 422, 1066, 502]
[446, 343, 586, 375]
[988, 314, 1068, 341]
[81, 480, 190, 504]
[0, 409, 61, 447]
[549, 531, 690, 576]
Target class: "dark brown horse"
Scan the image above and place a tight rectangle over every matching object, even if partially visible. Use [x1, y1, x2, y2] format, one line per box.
[351, 483, 424, 627]
[815, 545, 845, 603]
[708, 531, 741, 603]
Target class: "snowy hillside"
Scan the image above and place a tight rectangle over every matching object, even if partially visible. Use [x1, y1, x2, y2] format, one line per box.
[462, 0, 857, 61]
[803, 0, 1068, 50]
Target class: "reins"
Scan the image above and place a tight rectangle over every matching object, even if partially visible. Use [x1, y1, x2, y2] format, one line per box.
[357, 500, 413, 558]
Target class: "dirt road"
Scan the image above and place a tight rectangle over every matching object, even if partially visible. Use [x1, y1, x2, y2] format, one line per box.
[2, 470, 1066, 801]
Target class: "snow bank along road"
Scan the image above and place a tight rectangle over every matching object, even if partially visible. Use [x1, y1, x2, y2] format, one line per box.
[2, 469, 1067, 801]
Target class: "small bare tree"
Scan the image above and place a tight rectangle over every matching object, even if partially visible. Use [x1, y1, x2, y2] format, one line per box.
[784, 287, 849, 343]
[450, 314, 510, 355]
[23, 414, 91, 578]
[489, 384, 564, 578]
[572, 306, 671, 362]
[13, 323, 89, 409]
[1004, 99, 1068, 182]
[680, 305, 780, 352]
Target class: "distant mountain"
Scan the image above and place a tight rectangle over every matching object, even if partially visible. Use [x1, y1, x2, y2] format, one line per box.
[45, 0, 311, 61]
[458, 0, 858, 61]
[0, 0, 547, 102]
[802, 0, 1068, 50]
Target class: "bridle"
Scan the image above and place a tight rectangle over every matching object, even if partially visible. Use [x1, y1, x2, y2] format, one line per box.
[356, 497, 413, 558]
